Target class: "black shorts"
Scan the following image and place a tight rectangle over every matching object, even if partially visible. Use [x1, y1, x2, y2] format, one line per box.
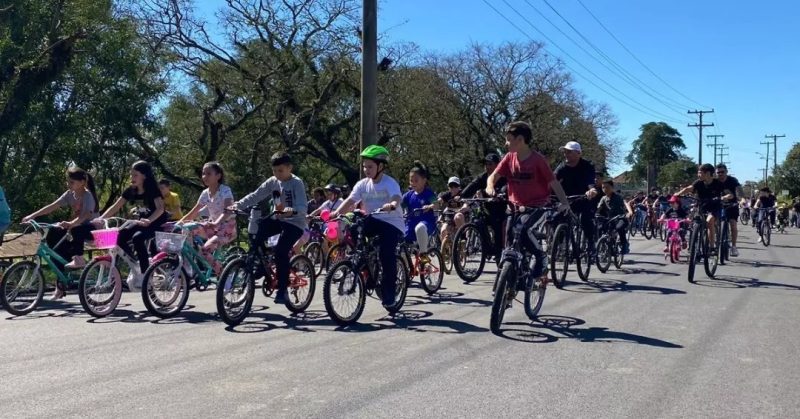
[724, 206, 739, 221]
[699, 200, 721, 216]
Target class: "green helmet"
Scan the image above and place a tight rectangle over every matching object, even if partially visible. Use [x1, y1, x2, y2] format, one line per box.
[360, 145, 389, 163]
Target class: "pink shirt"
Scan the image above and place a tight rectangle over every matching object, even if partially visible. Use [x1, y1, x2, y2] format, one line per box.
[494, 151, 555, 207]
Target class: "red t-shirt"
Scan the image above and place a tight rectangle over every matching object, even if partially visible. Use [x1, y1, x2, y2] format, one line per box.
[494, 151, 555, 207]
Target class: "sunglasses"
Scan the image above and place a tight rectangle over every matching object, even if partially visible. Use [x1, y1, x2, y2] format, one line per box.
[716, 171, 727, 174]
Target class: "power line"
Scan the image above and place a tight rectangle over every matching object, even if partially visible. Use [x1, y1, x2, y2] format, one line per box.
[537, 0, 692, 116]
[485, 0, 686, 124]
[688, 109, 714, 164]
[577, 0, 708, 109]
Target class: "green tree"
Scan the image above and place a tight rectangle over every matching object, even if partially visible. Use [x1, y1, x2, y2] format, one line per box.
[625, 122, 685, 189]
[770, 142, 800, 197]
[657, 157, 697, 190]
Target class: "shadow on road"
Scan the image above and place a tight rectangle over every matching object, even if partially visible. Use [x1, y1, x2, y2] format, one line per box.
[697, 275, 800, 291]
[562, 278, 685, 295]
[405, 291, 492, 308]
[496, 315, 683, 348]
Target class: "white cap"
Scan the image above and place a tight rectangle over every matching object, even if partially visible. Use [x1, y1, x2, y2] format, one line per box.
[447, 176, 461, 186]
[560, 141, 582, 152]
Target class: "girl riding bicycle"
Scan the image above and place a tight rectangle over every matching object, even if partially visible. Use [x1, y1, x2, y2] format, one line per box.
[658, 195, 689, 253]
[177, 162, 236, 275]
[94, 160, 167, 289]
[21, 167, 99, 299]
[402, 161, 437, 262]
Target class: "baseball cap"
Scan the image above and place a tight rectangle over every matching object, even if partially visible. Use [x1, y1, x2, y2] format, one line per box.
[560, 141, 582, 152]
[447, 176, 461, 186]
[484, 153, 501, 164]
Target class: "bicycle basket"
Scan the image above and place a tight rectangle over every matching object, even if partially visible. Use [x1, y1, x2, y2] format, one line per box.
[155, 231, 186, 253]
[666, 219, 681, 230]
[91, 228, 120, 250]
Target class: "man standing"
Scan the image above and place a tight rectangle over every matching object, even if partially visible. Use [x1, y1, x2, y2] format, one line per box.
[554, 141, 598, 253]
[715, 164, 745, 256]
[461, 153, 507, 262]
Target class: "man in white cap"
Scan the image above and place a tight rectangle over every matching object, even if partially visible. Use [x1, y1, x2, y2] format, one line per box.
[436, 176, 466, 244]
[554, 140, 599, 254]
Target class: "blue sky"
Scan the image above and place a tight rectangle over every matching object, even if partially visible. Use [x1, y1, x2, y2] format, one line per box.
[196, 0, 799, 182]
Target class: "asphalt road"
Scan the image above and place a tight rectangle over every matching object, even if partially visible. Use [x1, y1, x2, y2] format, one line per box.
[2, 223, 799, 418]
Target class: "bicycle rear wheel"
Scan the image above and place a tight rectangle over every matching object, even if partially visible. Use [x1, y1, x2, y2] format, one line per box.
[285, 255, 316, 313]
[420, 249, 444, 295]
[440, 236, 454, 275]
[595, 237, 612, 273]
[549, 224, 570, 289]
[452, 223, 486, 283]
[575, 229, 591, 282]
[0, 261, 44, 316]
[215, 257, 255, 326]
[79, 258, 122, 317]
[376, 256, 409, 314]
[325, 243, 352, 271]
[490, 262, 515, 334]
[303, 241, 324, 277]
[141, 257, 190, 318]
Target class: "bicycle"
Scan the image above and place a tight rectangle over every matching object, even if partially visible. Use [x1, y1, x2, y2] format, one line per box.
[684, 197, 718, 283]
[655, 202, 670, 241]
[489, 203, 552, 334]
[0, 221, 85, 315]
[549, 195, 590, 287]
[322, 209, 410, 326]
[715, 201, 737, 266]
[302, 217, 328, 277]
[215, 208, 316, 326]
[755, 208, 773, 247]
[595, 215, 626, 273]
[661, 218, 688, 264]
[452, 198, 502, 283]
[433, 208, 458, 274]
[740, 206, 750, 225]
[77, 218, 150, 317]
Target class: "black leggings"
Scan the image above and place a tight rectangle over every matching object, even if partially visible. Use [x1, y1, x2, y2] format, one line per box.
[46, 224, 95, 272]
[363, 217, 402, 306]
[252, 218, 304, 292]
[117, 216, 167, 272]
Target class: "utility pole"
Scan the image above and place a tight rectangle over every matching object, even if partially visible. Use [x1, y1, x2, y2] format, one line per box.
[705, 134, 725, 166]
[688, 109, 714, 164]
[718, 146, 730, 167]
[360, 0, 378, 152]
[764, 134, 786, 173]
[760, 141, 772, 186]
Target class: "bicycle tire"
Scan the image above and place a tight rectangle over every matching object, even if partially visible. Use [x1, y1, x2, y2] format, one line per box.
[375, 256, 409, 315]
[325, 243, 353, 271]
[323, 260, 366, 326]
[669, 237, 680, 264]
[0, 261, 44, 316]
[687, 222, 700, 283]
[595, 236, 612, 273]
[549, 224, 570, 289]
[141, 257, 190, 318]
[284, 254, 316, 313]
[452, 223, 486, 283]
[420, 249, 444, 295]
[524, 273, 546, 321]
[215, 256, 255, 326]
[703, 227, 719, 279]
[576, 228, 591, 282]
[440, 236, 454, 274]
[613, 241, 624, 269]
[79, 258, 123, 318]
[762, 220, 771, 247]
[643, 218, 653, 240]
[490, 262, 514, 334]
[303, 241, 324, 277]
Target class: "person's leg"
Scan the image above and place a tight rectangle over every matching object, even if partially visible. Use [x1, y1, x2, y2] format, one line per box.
[707, 214, 717, 249]
[364, 218, 399, 306]
[522, 210, 547, 287]
[46, 227, 70, 272]
[131, 225, 159, 273]
[616, 218, 630, 253]
[414, 222, 429, 253]
[275, 223, 304, 295]
[66, 224, 94, 267]
[489, 211, 505, 261]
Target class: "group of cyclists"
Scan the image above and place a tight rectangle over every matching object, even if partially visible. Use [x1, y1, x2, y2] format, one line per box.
[2, 120, 793, 331]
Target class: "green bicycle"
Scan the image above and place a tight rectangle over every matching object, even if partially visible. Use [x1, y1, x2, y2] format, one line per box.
[0, 221, 84, 316]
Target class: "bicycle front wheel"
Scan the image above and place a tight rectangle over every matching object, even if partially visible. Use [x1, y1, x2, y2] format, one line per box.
[595, 237, 612, 273]
[549, 224, 570, 289]
[141, 257, 190, 318]
[323, 261, 365, 326]
[79, 258, 123, 318]
[452, 223, 487, 283]
[575, 229, 591, 282]
[490, 262, 515, 334]
[0, 261, 44, 316]
[420, 249, 444, 295]
[440, 236, 454, 274]
[762, 220, 771, 247]
[215, 257, 255, 326]
[687, 223, 701, 283]
[524, 272, 546, 321]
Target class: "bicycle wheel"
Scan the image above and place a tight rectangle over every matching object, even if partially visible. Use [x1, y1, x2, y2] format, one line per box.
[613, 241, 624, 269]
[762, 220, 771, 247]
[490, 262, 515, 334]
[452, 223, 486, 283]
[703, 228, 719, 279]
[303, 241, 324, 277]
[285, 254, 316, 313]
[524, 272, 546, 321]
[595, 237, 612, 273]
[141, 257, 190, 318]
[440, 236, 454, 274]
[420, 249, 444, 295]
[79, 258, 123, 318]
[719, 221, 730, 264]
[687, 223, 701, 283]
[643, 218, 653, 240]
[669, 237, 680, 263]
[575, 229, 591, 282]
[549, 224, 570, 289]
[375, 256, 409, 314]
[215, 257, 255, 326]
[325, 243, 352, 271]
[741, 211, 749, 225]
[323, 261, 365, 326]
[659, 223, 667, 242]
[0, 261, 44, 316]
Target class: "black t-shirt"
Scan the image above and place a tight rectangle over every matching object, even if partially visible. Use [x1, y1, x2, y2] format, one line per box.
[691, 179, 723, 202]
[718, 176, 741, 200]
[438, 191, 461, 209]
[461, 172, 507, 215]
[758, 195, 776, 208]
[554, 159, 596, 196]
[122, 186, 161, 218]
[793, 201, 800, 212]
[664, 207, 688, 219]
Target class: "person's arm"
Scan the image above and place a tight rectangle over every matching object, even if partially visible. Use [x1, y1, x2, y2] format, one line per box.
[140, 197, 165, 226]
[21, 199, 62, 223]
[235, 179, 274, 210]
[284, 178, 308, 217]
[624, 199, 634, 217]
[461, 175, 482, 199]
[549, 179, 569, 207]
[179, 202, 203, 223]
[99, 196, 127, 219]
[675, 185, 694, 197]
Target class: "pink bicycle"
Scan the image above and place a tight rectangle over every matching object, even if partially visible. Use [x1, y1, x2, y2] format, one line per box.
[661, 218, 688, 263]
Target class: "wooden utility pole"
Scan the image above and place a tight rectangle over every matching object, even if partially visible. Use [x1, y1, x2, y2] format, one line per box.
[760, 141, 772, 186]
[360, 0, 378, 152]
[764, 134, 786, 173]
[688, 109, 714, 164]
[705, 134, 724, 166]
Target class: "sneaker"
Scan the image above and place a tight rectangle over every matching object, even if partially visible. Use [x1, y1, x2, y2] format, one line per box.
[126, 272, 143, 290]
[419, 253, 431, 265]
[273, 289, 289, 305]
[757, 236, 762, 243]
[47, 288, 66, 301]
[730, 246, 739, 257]
[65, 256, 87, 269]
[622, 243, 630, 255]
[682, 242, 688, 250]
[662, 246, 668, 253]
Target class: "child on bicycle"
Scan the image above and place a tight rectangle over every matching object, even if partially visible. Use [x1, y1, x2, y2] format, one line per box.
[96, 161, 167, 289]
[402, 161, 437, 262]
[177, 162, 236, 275]
[331, 145, 405, 308]
[658, 195, 689, 252]
[21, 167, 99, 299]
[436, 177, 465, 241]
[232, 152, 308, 305]
[597, 180, 633, 254]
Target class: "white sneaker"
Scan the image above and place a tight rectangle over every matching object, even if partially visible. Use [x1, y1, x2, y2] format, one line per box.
[730, 246, 739, 257]
[126, 272, 143, 290]
[757, 237, 762, 243]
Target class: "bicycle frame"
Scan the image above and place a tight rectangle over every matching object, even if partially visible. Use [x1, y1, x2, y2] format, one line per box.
[26, 221, 76, 286]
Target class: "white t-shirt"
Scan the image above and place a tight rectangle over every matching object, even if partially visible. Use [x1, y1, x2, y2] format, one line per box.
[320, 198, 343, 212]
[197, 184, 234, 220]
[348, 175, 404, 233]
